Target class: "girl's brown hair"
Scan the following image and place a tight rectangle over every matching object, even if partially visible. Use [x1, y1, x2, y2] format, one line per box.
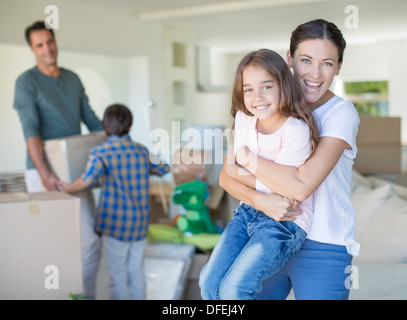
[231, 49, 319, 154]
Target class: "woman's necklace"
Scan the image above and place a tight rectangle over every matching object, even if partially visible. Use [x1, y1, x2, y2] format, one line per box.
[311, 90, 335, 110]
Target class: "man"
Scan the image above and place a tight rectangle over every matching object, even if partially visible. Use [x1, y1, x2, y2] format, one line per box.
[13, 21, 102, 299]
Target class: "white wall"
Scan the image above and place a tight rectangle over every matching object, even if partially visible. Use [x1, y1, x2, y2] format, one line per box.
[0, 43, 33, 172]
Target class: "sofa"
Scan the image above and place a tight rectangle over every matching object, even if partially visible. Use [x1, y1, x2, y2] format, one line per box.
[348, 169, 407, 299]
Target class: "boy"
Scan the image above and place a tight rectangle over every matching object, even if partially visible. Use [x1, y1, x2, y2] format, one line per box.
[61, 103, 170, 299]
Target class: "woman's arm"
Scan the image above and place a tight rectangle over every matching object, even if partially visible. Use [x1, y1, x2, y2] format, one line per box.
[236, 136, 350, 202]
[219, 155, 302, 222]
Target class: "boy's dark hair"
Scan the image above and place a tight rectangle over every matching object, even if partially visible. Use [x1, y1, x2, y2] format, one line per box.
[102, 104, 133, 136]
[25, 20, 55, 46]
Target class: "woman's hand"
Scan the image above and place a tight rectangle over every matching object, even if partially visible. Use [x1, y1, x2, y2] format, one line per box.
[253, 192, 302, 222]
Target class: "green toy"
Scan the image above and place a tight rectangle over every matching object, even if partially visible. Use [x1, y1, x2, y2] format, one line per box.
[172, 180, 218, 235]
[147, 179, 221, 251]
[69, 292, 86, 300]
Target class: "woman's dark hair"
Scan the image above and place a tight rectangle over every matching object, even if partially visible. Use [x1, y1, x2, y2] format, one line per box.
[25, 20, 55, 45]
[290, 19, 346, 63]
[102, 104, 133, 136]
[231, 49, 319, 155]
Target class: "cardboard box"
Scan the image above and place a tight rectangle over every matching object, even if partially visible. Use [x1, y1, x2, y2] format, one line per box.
[44, 131, 107, 183]
[0, 191, 83, 299]
[354, 116, 401, 174]
[172, 148, 225, 187]
[172, 149, 208, 185]
[172, 148, 225, 209]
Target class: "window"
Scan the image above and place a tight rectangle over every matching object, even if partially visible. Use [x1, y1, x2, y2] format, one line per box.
[344, 81, 389, 116]
[172, 42, 187, 68]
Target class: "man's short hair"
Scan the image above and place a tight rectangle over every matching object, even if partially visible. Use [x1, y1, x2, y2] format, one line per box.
[25, 20, 55, 45]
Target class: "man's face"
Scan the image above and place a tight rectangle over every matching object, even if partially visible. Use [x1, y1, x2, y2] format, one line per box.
[29, 29, 58, 66]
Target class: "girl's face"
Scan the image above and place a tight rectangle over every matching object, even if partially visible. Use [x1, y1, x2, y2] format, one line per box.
[242, 64, 282, 127]
[287, 39, 342, 105]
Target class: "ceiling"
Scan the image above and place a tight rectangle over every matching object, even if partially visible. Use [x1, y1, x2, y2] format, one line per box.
[71, 0, 407, 53]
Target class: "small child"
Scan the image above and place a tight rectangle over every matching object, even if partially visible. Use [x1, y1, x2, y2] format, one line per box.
[199, 49, 319, 300]
[60, 103, 170, 300]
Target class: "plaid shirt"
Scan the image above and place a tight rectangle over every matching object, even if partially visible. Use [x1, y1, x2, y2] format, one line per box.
[81, 135, 170, 241]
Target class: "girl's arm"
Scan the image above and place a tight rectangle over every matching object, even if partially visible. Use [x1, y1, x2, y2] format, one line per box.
[219, 154, 302, 222]
[223, 147, 256, 189]
[236, 136, 350, 202]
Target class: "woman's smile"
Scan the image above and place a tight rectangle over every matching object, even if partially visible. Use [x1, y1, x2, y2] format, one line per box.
[303, 80, 323, 91]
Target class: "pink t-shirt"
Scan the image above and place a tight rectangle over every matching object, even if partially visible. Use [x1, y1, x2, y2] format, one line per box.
[234, 110, 314, 234]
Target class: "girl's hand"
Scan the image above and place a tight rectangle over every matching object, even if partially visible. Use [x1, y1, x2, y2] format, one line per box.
[254, 192, 302, 222]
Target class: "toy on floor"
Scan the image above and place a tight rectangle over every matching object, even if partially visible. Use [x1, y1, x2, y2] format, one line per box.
[172, 179, 218, 235]
[148, 180, 221, 250]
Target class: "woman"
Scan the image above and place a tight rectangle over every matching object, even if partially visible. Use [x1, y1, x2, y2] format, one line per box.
[219, 19, 360, 300]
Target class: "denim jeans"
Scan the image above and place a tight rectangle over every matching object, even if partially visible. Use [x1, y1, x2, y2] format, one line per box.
[199, 203, 306, 300]
[257, 239, 353, 300]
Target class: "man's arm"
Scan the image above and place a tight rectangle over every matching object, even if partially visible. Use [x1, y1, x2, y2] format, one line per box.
[27, 136, 60, 191]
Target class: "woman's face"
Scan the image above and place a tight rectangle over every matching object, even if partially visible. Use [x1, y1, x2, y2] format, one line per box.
[287, 39, 342, 105]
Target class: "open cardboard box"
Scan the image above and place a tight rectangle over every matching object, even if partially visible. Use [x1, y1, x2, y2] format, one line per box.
[43, 131, 107, 183]
[354, 116, 401, 174]
[0, 191, 82, 299]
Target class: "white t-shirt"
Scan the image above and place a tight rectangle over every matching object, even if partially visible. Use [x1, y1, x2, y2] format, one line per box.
[309, 95, 360, 256]
[234, 110, 314, 234]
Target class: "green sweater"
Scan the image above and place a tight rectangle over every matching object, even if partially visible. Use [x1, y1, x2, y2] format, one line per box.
[13, 67, 103, 169]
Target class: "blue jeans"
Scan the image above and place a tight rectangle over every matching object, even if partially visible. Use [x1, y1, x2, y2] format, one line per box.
[199, 203, 306, 300]
[257, 239, 353, 300]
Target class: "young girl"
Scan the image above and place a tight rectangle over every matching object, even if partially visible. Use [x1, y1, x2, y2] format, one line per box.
[199, 49, 319, 300]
